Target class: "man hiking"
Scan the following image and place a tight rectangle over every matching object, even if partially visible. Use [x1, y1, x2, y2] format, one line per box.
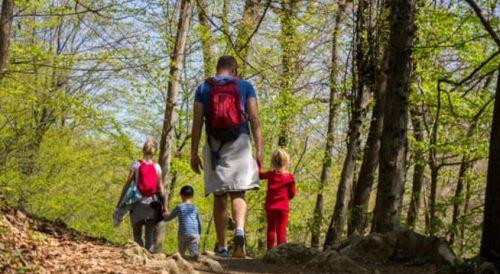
[190, 55, 263, 258]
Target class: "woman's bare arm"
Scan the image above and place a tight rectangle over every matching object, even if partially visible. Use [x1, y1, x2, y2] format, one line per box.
[116, 169, 134, 208]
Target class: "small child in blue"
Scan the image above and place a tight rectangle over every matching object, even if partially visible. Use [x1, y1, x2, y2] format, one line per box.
[163, 185, 202, 258]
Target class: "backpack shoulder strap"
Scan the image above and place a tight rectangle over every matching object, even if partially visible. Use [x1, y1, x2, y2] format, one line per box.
[229, 77, 240, 85]
[206, 77, 240, 86]
[205, 77, 218, 86]
[154, 163, 162, 175]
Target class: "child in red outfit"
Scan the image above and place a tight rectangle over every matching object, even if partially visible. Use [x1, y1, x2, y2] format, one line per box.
[259, 149, 296, 250]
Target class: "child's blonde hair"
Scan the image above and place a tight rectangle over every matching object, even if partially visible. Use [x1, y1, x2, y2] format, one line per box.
[142, 139, 157, 157]
[271, 148, 290, 170]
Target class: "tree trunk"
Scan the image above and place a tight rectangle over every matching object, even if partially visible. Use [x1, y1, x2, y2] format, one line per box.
[221, 0, 231, 50]
[459, 174, 472, 255]
[154, 0, 192, 253]
[449, 155, 471, 245]
[348, 0, 391, 236]
[427, 163, 439, 234]
[197, 0, 215, 77]
[450, 95, 491, 244]
[0, 0, 14, 81]
[234, 0, 262, 78]
[197, 0, 215, 253]
[348, 90, 385, 235]
[310, 0, 346, 248]
[277, 0, 298, 147]
[481, 70, 500, 261]
[427, 87, 441, 235]
[323, 0, 372, 248]
[202, 213, 214, 252]
[406, 108, 426, 229]
[371, 0, 416, 234]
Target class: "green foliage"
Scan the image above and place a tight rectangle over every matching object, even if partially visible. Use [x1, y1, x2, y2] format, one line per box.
[0, 0, 497, 258]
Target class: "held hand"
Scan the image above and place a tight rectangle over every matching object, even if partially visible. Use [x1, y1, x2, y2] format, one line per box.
[190, 154, 203, 174]
[256, 150, 263, 169]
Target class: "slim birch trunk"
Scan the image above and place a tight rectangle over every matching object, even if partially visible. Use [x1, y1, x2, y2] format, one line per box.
[450, 98, 489, 244]
[277, 0, 298, 147]
[234, 0, 261, 78]
[197, 0, 214, 77]
[154, 0, 192, 253]
[310, 0, 346, 248]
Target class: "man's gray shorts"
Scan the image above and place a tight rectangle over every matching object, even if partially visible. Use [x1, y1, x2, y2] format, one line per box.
[178, 234, 200, 257]
[202, 134, 260, 196]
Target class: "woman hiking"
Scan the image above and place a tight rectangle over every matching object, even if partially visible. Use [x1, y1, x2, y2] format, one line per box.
[114, 139, 167, 252]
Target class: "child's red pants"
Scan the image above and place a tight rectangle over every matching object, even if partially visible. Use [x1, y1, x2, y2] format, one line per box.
[266, 209, 289, 249]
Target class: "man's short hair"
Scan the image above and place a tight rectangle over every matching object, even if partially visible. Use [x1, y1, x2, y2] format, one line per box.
[216, 55, 238, 72]
[180, 185, 194, 197]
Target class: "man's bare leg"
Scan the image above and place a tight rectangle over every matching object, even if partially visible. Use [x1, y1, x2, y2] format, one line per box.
[230, 192, 247, 258]
[213, 194, 229, 255]
[230, 193, 247, 230]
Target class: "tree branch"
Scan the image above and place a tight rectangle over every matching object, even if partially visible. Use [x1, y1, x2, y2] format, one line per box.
[464, 0, 500, 47]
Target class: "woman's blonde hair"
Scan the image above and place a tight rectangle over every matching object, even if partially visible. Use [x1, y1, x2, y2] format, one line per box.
[271, 148, 290, 170]
[142, 139, 157, 157]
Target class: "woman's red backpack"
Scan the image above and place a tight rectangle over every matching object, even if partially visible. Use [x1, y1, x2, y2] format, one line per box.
[205, 77, 245, 142]
[136, 160, 159, 197]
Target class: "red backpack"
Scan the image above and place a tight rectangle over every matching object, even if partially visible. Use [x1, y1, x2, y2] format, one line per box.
[136, 160, 159, 197]
[206, 77, 245, 142]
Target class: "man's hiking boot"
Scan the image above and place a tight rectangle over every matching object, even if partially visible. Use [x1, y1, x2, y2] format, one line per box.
[217, 249, 229, 257]
[232, 229, 246, 258]
[214, 244, 229, 258]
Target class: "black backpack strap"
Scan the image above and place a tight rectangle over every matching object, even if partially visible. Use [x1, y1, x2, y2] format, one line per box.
[205, 77, 218, 86]
[208, 136, 225, 170]
[205, 77, 239, 86]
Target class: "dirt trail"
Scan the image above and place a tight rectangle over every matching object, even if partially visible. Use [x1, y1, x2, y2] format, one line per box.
[0, 207, 155, 273]
[200, 255, 436, 274]
[0, 206, 298, 274]
[201, 256, 300, 274]
[0, 207, 437, 274]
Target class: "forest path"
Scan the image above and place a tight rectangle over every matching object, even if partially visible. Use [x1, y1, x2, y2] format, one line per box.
[0, 205, 299, 273]
[1, 206, 437, 274]
[201, 255, 436, 274]
[198, 256, 299, 274]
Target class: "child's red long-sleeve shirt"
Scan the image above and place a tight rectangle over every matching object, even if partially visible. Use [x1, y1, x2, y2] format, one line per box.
[259, 170, 296, 211]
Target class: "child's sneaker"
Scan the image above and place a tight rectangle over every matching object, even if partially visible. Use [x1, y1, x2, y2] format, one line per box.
[232, 228, 246, 258]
